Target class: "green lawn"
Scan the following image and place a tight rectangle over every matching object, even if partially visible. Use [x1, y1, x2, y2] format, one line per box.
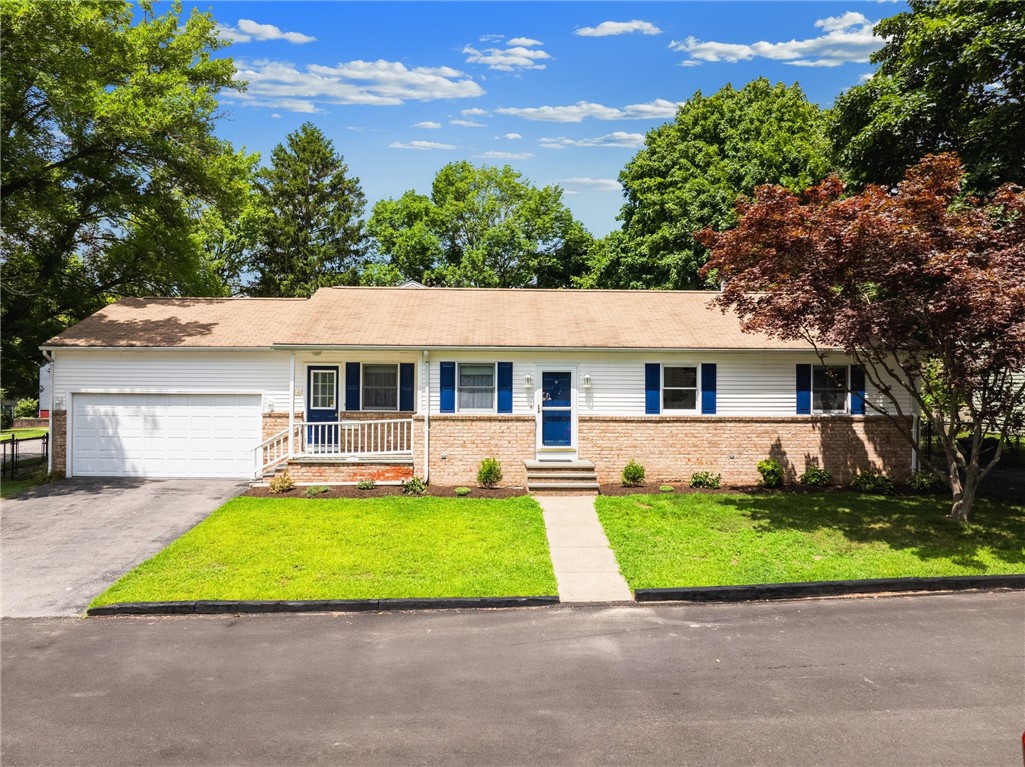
[91, 496, 557, 606]
[0, 428, 47, 441]
[596, 492, 1025, 590]
[1, 477, 40, 499]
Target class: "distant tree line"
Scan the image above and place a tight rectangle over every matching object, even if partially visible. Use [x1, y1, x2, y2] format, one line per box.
[2, 0, 1022, 397]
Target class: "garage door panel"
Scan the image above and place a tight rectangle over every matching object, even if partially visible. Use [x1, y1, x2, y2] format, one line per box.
[72, 394, 260, 478]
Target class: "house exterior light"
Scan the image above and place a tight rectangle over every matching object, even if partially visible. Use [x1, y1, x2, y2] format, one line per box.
[524, 373, 534, 389]
[582, 373, 592, 389]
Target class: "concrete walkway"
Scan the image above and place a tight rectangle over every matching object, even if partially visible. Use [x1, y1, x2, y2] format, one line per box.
[535, 495, 632, 603]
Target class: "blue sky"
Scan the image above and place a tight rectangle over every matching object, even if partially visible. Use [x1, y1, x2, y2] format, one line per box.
[186, 1, 906, 236]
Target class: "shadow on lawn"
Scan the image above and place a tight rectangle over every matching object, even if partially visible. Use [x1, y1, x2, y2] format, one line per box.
[733, 492, 1025, 569]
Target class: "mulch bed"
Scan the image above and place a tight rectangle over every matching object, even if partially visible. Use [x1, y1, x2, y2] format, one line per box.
[597, 482, 847, 496]
[243, 484, 528, 499]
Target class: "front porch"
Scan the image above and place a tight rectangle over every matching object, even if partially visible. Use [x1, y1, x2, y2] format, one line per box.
[256, 418, 416, 484]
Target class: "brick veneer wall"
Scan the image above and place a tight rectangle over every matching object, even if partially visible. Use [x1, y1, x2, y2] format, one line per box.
[51, 410, 67, 473]
[420, 414, 535, 486]
[577, 415, 912, 485]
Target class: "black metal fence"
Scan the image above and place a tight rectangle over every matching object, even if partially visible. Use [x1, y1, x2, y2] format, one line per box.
[1, 435, 49, 480]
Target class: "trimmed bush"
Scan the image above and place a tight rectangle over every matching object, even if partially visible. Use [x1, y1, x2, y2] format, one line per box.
[689, 471, 721, 489]
[304, 485, 329, 498]
[356, 478, 376, 490]
[659, 485, 675, 494]
[799, 465, 832, 487]
[757, 458, 784, 488]
[13, 398, 38, 419]
[850, 468, 894, 495]
[403, 476, 428, 496]
[477, 457, 503, 488]
[269, 472, 295, 494]
[454, 486, 472, 497]
[908, 470, 944, 493]
[621, 459, 646, 487]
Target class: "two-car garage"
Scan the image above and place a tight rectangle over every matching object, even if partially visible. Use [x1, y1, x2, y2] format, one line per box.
[70, 393, 262, 479]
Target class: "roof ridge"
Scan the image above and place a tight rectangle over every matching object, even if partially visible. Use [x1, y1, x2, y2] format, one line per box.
[320, 286, 722, 295]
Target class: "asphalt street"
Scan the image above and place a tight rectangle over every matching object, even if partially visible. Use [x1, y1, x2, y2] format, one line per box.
[2, 592, 1023, 767]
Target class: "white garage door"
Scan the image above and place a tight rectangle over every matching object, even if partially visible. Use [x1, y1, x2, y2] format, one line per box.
[72, 393, 262, 478]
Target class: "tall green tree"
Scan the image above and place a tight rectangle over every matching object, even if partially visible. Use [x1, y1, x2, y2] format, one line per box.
[248, 123, 367, 297]
[369, 162, 591, 288]
[829, 0, 1025, 193]
[1, 0, 251, 397]
[581, 78, 831, 290]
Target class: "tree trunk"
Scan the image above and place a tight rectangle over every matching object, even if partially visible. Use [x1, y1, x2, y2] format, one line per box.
[948, 458, 980, 524]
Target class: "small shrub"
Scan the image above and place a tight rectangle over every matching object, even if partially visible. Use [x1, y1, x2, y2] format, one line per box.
[454, 486, 472, 497]
[908, 470, 944, 493]
[403, 476, 428, 496]
[477, 457, 503, 488]
[756, 458, 784, 488]
[659, 484, 675, 494]
[621, 459, 646, 487]
[690, 471, 721, 489]
[799, 465, 832, 487]
[0, 409, 11, 430]
[356, 478, 376, 490]
[850, 468, 894, 495]
[303, 485, 329, 498]
[269, 472, 295, 494]
[13, 398, 38, 419]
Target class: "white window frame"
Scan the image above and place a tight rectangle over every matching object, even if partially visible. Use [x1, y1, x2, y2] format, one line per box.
[456, 362, 497, 414]
[812, 365, 850, 415]
[361, 363, 399, 412]
[662, 364, 700, 413]
[309, 369, 337, 411]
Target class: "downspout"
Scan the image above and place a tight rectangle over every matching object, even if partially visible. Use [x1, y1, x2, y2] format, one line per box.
[422, 350, 430, 483]
[288, 351, 296, 458]
[42, 350, 55, 474]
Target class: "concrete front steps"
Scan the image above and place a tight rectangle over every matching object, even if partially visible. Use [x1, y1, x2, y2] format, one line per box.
[525, 459, 599, 494]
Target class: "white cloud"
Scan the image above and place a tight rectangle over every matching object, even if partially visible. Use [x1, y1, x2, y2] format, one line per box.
[539, 132, 645, 149]
[480, 151, 534, 160]
[216, 19, 316, 44]
[270, 113, 282, 119]
[463, 38, 552, 72]
[496, 99, 681, 123]
[414, 120, 442, 129]
[389, 140, 458, 150]
[227, 58, 484, 112]
[479, 33, 505, 43]
[670, 11, 882, 67]
[575, 20, 662, 37]
[498, 133, 522, 140]
[462, 107, 489, 116]
[560, 177, 623, 192]
[451, 119, 485, 127]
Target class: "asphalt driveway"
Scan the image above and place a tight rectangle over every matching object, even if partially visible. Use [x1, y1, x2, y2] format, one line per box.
[1, 478, 245, 617]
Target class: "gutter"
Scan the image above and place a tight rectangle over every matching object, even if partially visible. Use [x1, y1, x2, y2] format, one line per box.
[422, 350, 429, 483]
[42, 350, 55, 473]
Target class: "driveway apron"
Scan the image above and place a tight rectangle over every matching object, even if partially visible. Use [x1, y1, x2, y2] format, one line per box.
[1, 478, 245, 617]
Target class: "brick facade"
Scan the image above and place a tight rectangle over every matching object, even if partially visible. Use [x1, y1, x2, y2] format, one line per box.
[276, 460, 414, 485]
[51, 410, 67, 474]
[420, 414, 536, 486]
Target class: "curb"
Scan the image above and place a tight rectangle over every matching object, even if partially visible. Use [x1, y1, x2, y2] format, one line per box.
[634, 574, 1025, 603]
[86, 595, 559, 617]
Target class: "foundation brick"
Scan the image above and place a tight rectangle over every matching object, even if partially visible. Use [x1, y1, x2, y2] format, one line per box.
[51, 410, 67, 473]
[420, 415, 535, 487]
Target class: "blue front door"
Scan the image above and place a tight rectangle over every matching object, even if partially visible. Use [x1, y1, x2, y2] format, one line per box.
[541, 371, 572, 447]
[306, 366, 339, 450]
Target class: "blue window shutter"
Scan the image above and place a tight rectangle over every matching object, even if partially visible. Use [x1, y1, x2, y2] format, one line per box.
[440, 362, 455, 413]
[497, 362, 513, 413]
[399, 363, 415, 412]
[850, 365, 866, 415]
[345, 362, 361, 412]
[645, 363, 661, 415]
[701, 363, 717, 415]
[796, 364, 812, 415]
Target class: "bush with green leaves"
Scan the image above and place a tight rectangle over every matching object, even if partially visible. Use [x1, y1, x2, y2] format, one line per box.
[756, 459, 784, 488]
[13, 398, 38, 419]
[454, 486, 472, 497]
[356, 478, 376, 490]
[659, 485, 675, 494]
[908, 470, 944, 493]
[304, 485, 329, 498]
[269, 472, 295, 494]
[403, 476, 428, 496]
[621, 459, 646, 487]
[850, 468, 894, 495]
[799, 466, 832, 487]
[477, 457, 503, 488]
[0, 409, 12, 430]
[690, 471, 721, 489]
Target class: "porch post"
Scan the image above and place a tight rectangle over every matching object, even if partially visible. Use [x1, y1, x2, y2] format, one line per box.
[288, 351, 296, 457]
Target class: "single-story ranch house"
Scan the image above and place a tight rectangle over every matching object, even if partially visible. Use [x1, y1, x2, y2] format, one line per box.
[42, 286, 914, 490]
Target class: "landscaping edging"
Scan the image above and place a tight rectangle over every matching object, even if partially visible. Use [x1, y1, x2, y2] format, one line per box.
[634, 574, 1025, 603]
[87, 595, 559, 616]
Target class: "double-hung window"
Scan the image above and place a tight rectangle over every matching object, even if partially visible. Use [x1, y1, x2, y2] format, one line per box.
[812, 365, 848, 414]
[663, 366, 698, 411]
[458, 363, 496, 412]
[362, 364, 398, 411]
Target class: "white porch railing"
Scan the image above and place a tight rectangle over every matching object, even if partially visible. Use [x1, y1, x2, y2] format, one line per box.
[254, 419, 414, 476]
